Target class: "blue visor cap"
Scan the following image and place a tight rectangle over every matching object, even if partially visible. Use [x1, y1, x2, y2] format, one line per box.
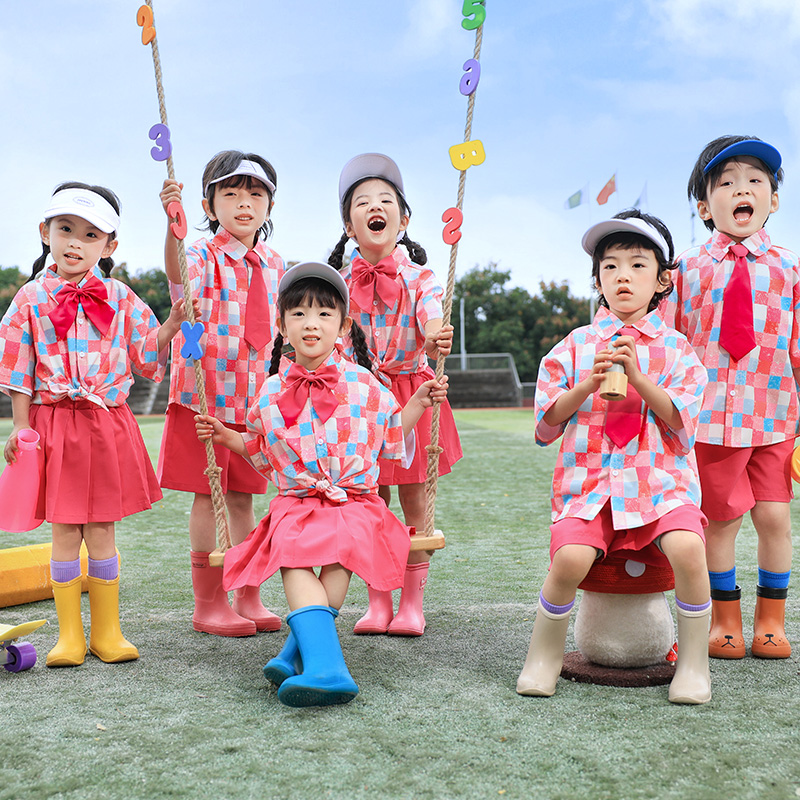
[703, 140, 782, 178]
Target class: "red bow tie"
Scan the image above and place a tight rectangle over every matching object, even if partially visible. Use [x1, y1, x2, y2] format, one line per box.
[48, 276, 114, 340]
[277, 363, 340, 427]
[350, 255, 400, 310]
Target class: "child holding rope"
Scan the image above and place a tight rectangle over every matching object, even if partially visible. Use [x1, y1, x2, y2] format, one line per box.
[0, 182, 187, 667]
[157, 151, 286, 637]
[328, 153, 462, 637]
[665, 136, 798, 660]
[518, 211, 712, 704]
[195, 261, 448, 706]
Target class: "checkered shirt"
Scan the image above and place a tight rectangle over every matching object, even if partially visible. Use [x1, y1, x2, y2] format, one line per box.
[535, 307, 707, 529]
[242, 348, 405, 500]
[342, 247, 442, 382]
[168, 229, 285, 423]
[663, 228, 800, 447]
[0, 264, 167, 407]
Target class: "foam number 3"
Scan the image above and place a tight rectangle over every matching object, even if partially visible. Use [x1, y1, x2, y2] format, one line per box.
[442, 207, 463, 245]
[167, 201, 188, 240]
[449, 139, 486, 171]
[461, 0, 486, 30]
[459, 59, 481, 96]
[136, 4, 156, 45]
[149, 123, 172, 162]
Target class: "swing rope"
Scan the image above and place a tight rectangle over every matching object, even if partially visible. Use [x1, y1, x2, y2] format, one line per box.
[143, 0, 232, 559]
[423, 19, 484, 539]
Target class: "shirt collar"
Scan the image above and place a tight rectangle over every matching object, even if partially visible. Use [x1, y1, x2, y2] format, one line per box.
[350, 245, 404, 270]
[591, 304, 664, 342]
[279, 346, 343, 379]
[42, 263, 105, 296]
[212, 227, 269, 264]
[708, 227, 771, 262]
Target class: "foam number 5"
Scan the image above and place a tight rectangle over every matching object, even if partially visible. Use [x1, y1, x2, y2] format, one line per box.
[442, 207, 463, 245]
[459, 59, 481, 96]
[167, 201, 188, 240]
[136, 5, 156, 45]
[449, 139, 485, 171]
[461, 0, 486, 30]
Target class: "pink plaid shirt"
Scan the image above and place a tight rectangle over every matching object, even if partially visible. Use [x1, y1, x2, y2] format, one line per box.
[535, 307, 707, 529]
[663, 228, 800, 447]
[242, 348, 406, 501]
[342, 247, 442, 382]
[0, 264, 167, 408]
[168, 229, 285, 423]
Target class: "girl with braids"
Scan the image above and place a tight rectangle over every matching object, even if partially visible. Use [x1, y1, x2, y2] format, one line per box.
[195, 262, 448, 706]
[0, 182, 188, 667]
[329, 153, 462, 637]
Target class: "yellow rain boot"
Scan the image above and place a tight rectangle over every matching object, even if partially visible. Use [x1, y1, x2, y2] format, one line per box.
[87, 576, 139, 663]
[46, 576, 87, 667]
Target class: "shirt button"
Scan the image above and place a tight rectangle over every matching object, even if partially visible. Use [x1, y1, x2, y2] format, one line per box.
[612, 469, 619, 476]
[730, 390, 735, 397]
[373, 301, 378, 306]
[317, 438, 324, 444]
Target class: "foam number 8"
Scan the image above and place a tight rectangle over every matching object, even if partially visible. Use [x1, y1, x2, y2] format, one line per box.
[441, 207, 464, 246]
[459, 59, 481, 96]
[461, 0, 486, 30]
[149, 123, 172, 162]
[136, 5, 156, 45]
[167, 201, 188, 240]
[449, 140, 486, 171]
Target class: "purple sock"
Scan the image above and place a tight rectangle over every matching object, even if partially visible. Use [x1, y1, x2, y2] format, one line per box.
[676, 597, 711, 613]
[88, 555, 119, 581]
[50, 559, 81, 583]
[540, 592, 575, 616]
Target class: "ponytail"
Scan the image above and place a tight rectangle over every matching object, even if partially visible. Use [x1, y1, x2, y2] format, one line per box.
[348, 321, 374, 373]
[268, 332, 285, 375]
[328, 231, 349, 271]
[399, 232, 427, 266]
[29, 246, 50, 282]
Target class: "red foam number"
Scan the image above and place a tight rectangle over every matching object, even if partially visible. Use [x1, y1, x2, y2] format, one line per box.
[167, 201, 188, 240]
[136, 5, 156, 44]
[461, 0, 486, 30]
[441, 207, 463, 245]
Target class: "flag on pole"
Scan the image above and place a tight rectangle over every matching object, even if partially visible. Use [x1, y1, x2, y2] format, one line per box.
[633, 182, 648, 210]
[597, 174, 616, 205]
[564, 185, 588, 210]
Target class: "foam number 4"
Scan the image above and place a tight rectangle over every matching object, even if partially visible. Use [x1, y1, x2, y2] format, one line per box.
[449, 139, 485, 171]
[460, 59, 481, 96]
[136, 5, 156, 45]
[442, 207, 463, 245]
[149, 123, 172, 162]
[461, 0, 486, 30]
[167, 201, 188, 240]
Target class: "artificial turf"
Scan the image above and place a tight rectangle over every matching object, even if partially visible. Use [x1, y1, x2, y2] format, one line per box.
[0, 411, 798, 800]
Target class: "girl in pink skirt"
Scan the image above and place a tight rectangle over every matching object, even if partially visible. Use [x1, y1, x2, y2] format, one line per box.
[0, 182, 187, 667]
[195, 261, 448, 706]
[328, 153, 463, 636]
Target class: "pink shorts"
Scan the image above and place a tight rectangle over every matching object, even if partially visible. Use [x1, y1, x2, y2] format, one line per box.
[157, 403, 269, 496]
[550, 502, 706, 569]
[694, 440, 794, 521]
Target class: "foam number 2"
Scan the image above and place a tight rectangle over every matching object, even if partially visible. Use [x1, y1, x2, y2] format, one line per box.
[136, 5, 156, 45]
[459, 59, 481, 96]
[442, 207, 463, 245]
[449, 139, 485, 171]
[167, 201, 188, 240]
[149, 123, 172, 162]
[461, 0, 486, 30]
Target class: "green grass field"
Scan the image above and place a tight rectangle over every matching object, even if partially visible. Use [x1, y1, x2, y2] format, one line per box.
[1, 411, 798, 800]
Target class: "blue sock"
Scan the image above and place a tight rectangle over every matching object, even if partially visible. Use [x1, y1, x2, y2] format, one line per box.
[88, 555, 119, 581]
[757, 568, 790, 589]
[50, 559, 81, 583]
[539, 592, 575, 616]
[709, 568, 736, 592]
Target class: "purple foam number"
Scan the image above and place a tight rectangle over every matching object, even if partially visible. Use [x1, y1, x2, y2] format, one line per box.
[149, 123, 172, 162]
[459, 59, 481, 96]
[461, 0, 486, 30]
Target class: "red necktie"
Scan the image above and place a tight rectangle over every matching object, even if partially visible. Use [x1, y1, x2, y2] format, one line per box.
[244, 250, 270, 352]
[719, 243, 755, 361]
[350, 255, 401, 310]
[605, 326, 644, 448]
[277, 362, 340, 427]
[48, 276, 114, 340]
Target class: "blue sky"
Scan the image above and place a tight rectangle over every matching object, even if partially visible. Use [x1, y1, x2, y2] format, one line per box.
[1, 1, 799, 300]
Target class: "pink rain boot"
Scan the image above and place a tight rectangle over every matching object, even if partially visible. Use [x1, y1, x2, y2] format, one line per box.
[387, 563, 429, 637]
[353, 586, 395, 635]
[232, 585, 281, 632]
[190, 551, 256, 637]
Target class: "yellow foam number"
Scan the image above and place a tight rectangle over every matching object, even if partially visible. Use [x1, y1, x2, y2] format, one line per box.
[137, 5, 156, 45]
[449, 140, 485, 171]
[461, 0, 486, 30]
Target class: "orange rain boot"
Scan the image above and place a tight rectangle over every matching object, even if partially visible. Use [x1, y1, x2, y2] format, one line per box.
[232, 585, 281, 632]
[190, 551, 256, 637]
[708, 586, 745, 659]
[87, 576, 139, 663]
[752, 586, 792, 659]
[46, 576, 87, 667]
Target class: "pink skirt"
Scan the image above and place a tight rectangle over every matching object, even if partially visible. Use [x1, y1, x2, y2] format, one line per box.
[222, 492, 411, 592]
[378, 367, 463, 484]
[29, 400, 162, 524]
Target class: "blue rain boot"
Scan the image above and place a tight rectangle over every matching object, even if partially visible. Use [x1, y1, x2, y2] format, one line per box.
[277, 605, 359, 707]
